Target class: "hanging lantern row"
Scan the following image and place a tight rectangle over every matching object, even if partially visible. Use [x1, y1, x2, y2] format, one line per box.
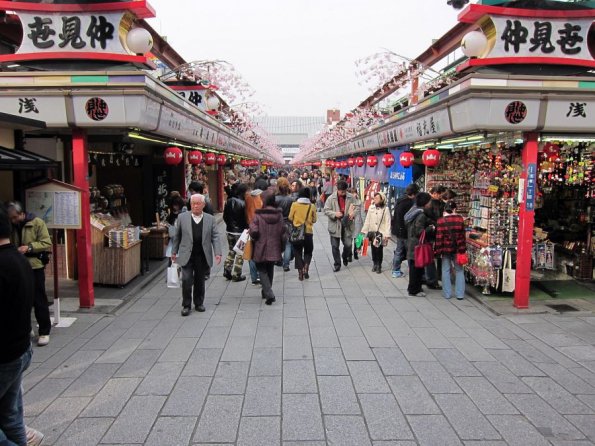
[382, 153, 395, 167]
[240, 159, 260, 167]
[367, 155, 378, 168]
[164, 146, 183, 165]
[164, 147, 246, 167]
[422, 149, 441, 168]
[399, 152, 414, 168]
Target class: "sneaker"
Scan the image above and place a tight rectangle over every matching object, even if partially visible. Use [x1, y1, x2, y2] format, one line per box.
[408, 292, 427, 297]
[37, 335, 49, 347]
[252, 279, 261, 285]
[392, 271, 404, 278]
[26, 426, 44, 446]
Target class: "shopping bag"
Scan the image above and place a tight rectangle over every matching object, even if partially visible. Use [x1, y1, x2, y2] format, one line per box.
[167, 263, 181, 288]
[243, 239, 253, 261]
[414, 230, 434, 268]
[233, 229, 250, 255]
[501, 250, 516, 293]
[456, 252, 469, 266]
[362, 237, 369, 256]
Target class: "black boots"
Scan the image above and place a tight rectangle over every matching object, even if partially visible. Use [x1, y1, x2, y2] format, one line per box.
[372, 262, 382, 274]
[304, 263, 310, 279]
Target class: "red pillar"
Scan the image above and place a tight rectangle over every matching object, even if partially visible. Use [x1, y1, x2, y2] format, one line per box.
[514, 132, 538, 309]
[217, 163, 224, 212]
[72, 128, 94, 308]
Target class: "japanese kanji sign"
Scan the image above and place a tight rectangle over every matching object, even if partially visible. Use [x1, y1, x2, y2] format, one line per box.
[377, 109, 451, 149]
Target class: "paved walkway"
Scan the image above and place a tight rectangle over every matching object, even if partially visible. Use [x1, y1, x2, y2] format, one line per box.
[24, 214, 595, 445]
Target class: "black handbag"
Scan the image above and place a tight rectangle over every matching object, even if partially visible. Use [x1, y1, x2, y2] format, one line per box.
[290, 204, 311, 243]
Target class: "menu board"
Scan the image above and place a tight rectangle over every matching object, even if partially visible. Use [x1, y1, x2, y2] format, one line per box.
[25, 181, 82, 229]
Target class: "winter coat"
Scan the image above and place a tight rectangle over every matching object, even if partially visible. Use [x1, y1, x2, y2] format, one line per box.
[406, 209, 434, 261]
[10, 214, 52, 270]
[361, 204, 391, 241]
[434, 214, 466, 256]
[249, 207, 287, 263]
[223, 196, 248, 234]
[351, 196, 365, 236]
[323, 191, 358, 238]
[391, 195, 414, 238]
[275, 194, 294, 221]
[245, 193, 263, 224]
[288, 199, 317, 235]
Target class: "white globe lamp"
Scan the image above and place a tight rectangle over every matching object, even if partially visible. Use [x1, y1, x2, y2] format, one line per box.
[461, 31, 488, 58]
[206, 95, 221, 111]
[126, 28, 153, 55]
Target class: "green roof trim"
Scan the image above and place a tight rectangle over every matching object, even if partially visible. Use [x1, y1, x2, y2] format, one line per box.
[71, 75, 109, 83]
[579, 81, 595, 89]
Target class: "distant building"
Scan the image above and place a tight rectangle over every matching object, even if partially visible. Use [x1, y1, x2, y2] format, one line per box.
[254, 116, 326, 164]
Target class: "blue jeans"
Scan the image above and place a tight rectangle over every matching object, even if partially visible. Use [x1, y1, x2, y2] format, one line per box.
[0, 346, 32, 446]
[392, 237, 407, 272]
[441, 254, 465, 299]
[282, 240, 293, 269]
[249, 260, 259, 282]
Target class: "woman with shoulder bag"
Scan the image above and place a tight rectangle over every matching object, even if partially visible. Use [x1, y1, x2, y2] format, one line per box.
[434, 201, 467, 300]
[360, 192, 391, 273]
[288, 188, 317, 280]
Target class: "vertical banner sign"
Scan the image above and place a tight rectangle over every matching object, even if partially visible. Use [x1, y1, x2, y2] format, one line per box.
[525, 163, 537, 211]
[388, 149, 413, 188]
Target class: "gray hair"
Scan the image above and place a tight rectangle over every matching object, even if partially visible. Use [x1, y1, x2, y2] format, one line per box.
[190, 194, 205, 204]
[5, 201, 23, 213]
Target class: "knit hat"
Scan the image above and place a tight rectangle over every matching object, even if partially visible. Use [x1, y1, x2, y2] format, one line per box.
[251, 189, 263, 196]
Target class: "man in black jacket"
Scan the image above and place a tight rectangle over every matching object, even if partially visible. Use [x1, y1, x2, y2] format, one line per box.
[222, 183, 248, 281]
[0, 204, 35, 445]
[391, 183, 419, 278]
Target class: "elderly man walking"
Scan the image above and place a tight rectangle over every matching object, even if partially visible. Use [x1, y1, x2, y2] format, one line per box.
[172, 194, 222, 316]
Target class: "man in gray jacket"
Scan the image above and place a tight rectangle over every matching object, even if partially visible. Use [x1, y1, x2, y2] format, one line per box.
[323, 180, 359, 272]
[172, 194, 222, 316]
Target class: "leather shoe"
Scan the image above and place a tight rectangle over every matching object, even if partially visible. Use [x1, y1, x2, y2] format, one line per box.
[333, 265, 341, 272]
[232, 275, 246, 282]
[181, 307, 191, 316]
[223, 270, 232, 280]
[283, 266, 290, 272]
[195, 305, 205, 312]
[427, 283, 442, 290]
[265, 297, 276, 305]
[343, 259, 348, 266]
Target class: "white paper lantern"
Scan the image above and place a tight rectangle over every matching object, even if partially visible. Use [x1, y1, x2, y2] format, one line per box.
[461, 31, 487, 58]
[206, 95, 220, 111]
[126, 28, 153, 55]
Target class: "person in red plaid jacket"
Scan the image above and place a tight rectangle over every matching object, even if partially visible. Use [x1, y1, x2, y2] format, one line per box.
[434, 201, 467, 300]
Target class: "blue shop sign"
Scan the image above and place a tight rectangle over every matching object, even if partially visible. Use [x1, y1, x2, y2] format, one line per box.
[388, 149, 412, 188]
[526, 163, 536, 211]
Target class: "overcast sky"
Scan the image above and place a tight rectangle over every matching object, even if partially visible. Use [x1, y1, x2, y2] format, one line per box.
[147, 0, 462, 117]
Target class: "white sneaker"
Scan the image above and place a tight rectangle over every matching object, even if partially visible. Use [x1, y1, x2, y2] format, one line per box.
[408, 292, 427, 297]
[37, 335, 50, 347]
[26, 426, 44, 446]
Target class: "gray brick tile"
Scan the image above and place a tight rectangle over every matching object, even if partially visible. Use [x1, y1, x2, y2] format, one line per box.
[194, 395, 243, 443]
[362, 325, 397, 347]
[566, 415, 595, 442]
[578, 394, 595, 411]
[449, 337, 496, 362]
[474, 362, 533, 394]
[387, 375, 440, 414]
[347, 361, 391, 393]
[284, 317, 310, 336]
[313, 347, 348, 375]
[229, 318, 258, 337]
[310, 325, 340, 348]
[435, 394, 502, 440]
[411, 361, 462, 394]
[221, 336, 255, 361]
[162, 376, 210, 416]
[47, 349, 102, 379]
[28, 396, 90, 445]
[464, 328, 510, 350]
[488, 349, 546, 377]
[283, 360, 317, 393]
[431, 318, 469, 338]
[431, 348, 481, 377]
[413, 327, 453, 349]
[79, 377, 141, 417]
[102, 395, 166, 444]
[95, 338, 143, 363]
[175, 317, 208, 337]
[394, 336, 435, 361]
[506, 393, 586, 441]
[536, 363, 595, 395]
[325, 415, 372, 446]
[282, 393, 325, 441]
[210, 361, 250, 394]
[196, 325, 231, 349]
[159, 337, 198, 362]
[135, 361, 184, 396]
[373, 347, 414, 376]
[237, 416, 281, 446]
[243, 376, 281, 416]
[250, 347, 282, 376]
[487, 415, 551, 446]
[456, 377, 518, 415]
[359, 393, 414, 440]
[145, 416, 197, 446]
[503, 339, 556, 364]
[522, 377, 592, 414]
[339, 336, 375, 360]
[115, 348, 161, 378]
[318, 375, 360, 414]
[62, 363, 119, 397]
[284, 335, 313, 359]
[53, 417, 113, 446]
[183, 348, 222, 377]
[407, 414, 463, 446]
[333, 318, 364, 337]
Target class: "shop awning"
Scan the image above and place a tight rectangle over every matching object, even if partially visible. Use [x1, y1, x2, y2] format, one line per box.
[0, 147, 59, 170]
[0, 112, 46, 131]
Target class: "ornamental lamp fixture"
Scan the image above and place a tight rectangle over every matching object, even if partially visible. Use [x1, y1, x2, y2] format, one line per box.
[126, 27, 153, 55]
[461, 31, 488, 58]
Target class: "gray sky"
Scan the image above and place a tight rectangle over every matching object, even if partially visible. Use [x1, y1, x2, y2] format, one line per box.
[147, 0, 462, 117]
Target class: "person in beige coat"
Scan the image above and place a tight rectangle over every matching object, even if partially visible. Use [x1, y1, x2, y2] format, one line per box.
[361, 192, 391, 273]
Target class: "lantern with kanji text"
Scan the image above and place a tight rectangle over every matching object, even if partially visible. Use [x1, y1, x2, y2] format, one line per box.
[164, 146, 183, 165]
[240, 159, 249, 167]
[422, 149, 441, 168]
[205, 152, 217, 166]
[355, 156, 365, 167]
[366, 155, 378, 168]
[216, 154, 227, 165]
[399, 152, 414, 168]
[312, 161, 322, 167]
[347, 157, 355, 167]
[340, 160, 348, 169]
[326, 160, 335, 168]
[382, 153, 395, 167]
[187, 150, 202, 165]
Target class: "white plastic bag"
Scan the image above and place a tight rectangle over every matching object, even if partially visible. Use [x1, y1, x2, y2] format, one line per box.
[167, 263, 181, 288]
[501, 251, 516, 293]
[233, 229, 250, 255]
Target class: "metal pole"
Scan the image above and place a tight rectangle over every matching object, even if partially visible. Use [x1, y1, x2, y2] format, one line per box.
[52, 228, 60, 325]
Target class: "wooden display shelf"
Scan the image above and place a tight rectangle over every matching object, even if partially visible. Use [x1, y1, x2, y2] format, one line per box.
[92, 225, 141, 286]
[146, 228, 169, 259]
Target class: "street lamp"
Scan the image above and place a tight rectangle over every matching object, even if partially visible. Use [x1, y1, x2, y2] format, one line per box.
[447, 0, 469, 9]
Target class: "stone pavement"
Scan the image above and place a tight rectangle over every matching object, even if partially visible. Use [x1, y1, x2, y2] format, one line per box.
[23, 214, 595, 445]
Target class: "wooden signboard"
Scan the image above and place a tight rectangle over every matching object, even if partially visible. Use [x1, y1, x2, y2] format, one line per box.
[25, 179, 82, 230]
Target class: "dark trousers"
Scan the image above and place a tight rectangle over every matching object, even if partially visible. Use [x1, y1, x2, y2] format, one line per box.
[33, 268, 51, 336]
[330, 228, 352, 268]
[407, 259, 424, 295]
[292, 234, 314, 270]
[371, 245, 383, 264]
[0, 346, 31, 446]
[181, 257, 207, 308]
[256, 262, 275, 300]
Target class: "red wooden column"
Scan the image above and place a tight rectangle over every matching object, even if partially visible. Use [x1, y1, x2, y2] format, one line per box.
[514, 132, 538, 309]
[217, 163, 224, 212]
[72, 128, 94, 308]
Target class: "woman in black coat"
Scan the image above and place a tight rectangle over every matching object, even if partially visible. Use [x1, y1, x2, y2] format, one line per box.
[249, 194, 287, 305]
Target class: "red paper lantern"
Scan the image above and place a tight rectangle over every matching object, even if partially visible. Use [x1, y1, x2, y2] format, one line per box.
[216, 154, 227, 165]
[347, 157, 355, 167]
[382, 153, 395, 167]
[187, 150, 202, 165]
[164, 146, 183, 165]
[422, 149, 441, 168]
[399, 152, 414, 168]
[312, 161, 322, 167]
[251, 159, 259, 167]
[355, 156, 365, 167]
[240, 159, 249, 167]
[340, 160, 348, 169]
[205, 152, 216, 166]
[366, 155, 378, 168]
[543, 143, 560, 162]
[326, 160, 335, 168]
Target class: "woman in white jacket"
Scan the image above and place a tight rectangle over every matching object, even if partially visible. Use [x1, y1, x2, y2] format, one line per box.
[361, 192, 391, 273]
